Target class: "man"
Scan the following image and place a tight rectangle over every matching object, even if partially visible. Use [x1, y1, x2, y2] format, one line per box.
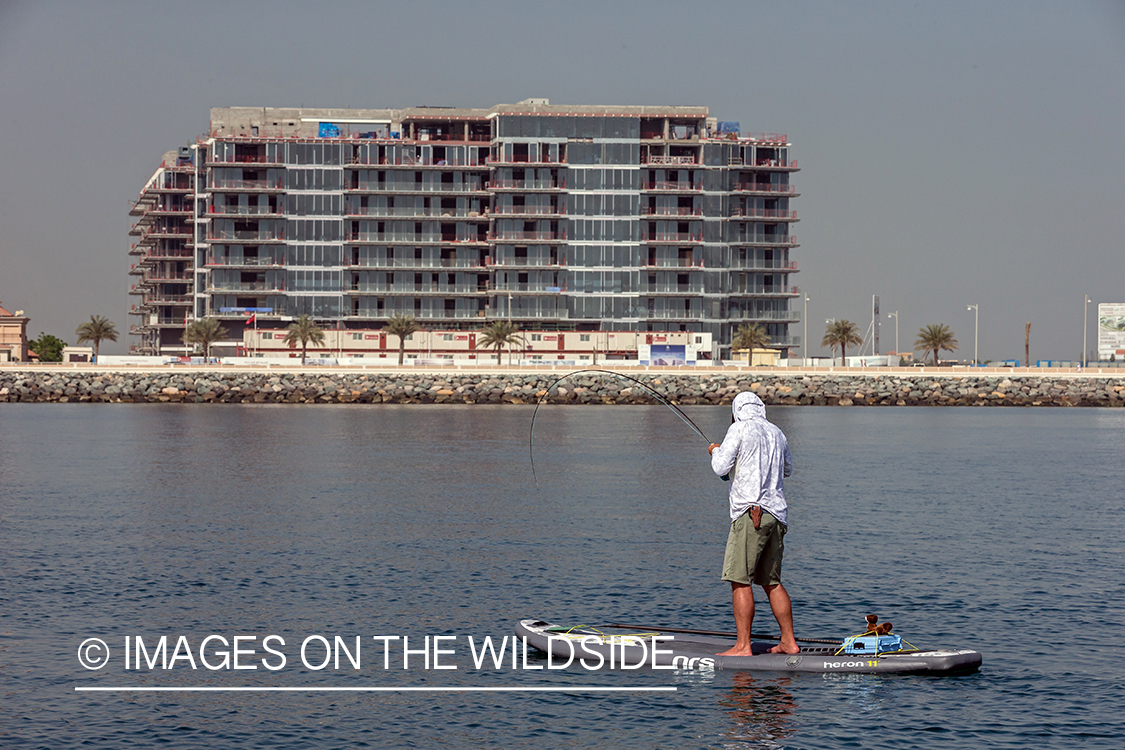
[708, 391, 799, 656]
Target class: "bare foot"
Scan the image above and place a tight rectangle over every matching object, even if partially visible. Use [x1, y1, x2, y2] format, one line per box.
[716, 646, 754, 656]
[767, 643, 800, 655]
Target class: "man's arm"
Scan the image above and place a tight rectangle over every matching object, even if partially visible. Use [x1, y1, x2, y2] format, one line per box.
[709, 423, 741, 477]
[783, 440, 793, 478]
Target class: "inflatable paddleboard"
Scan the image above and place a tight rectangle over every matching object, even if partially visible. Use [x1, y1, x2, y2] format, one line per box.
[515, 619, 982, 675]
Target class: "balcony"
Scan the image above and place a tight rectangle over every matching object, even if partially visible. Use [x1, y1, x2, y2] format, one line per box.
[732, 183, 797, 195]
[205, 230, 286, 242]
[741, 133, 788, 144]
[146, 249, 194, 260]
[729, 208, 797, 220]
[491, 205, 563, 216]
[207, 154, 284, 166]
[346, 183, 488, 193]
[737, 234, 797, 245]
[733, 260, 798, 272]
[729, 310, 801, 322]
[748, 158, 798, 169]
[642, 155, 697, 165]
[144, 272, 192, 282]
[642, 311, 705, 320]
[489, 257, 563, 268]
[210, 178, 284, 191]
[143, 226, 193, 239]
[205, 256, 284, 268]
[207, 205, 284, 216]
[488, 230, 565, 242]
[346, 258, 489, 269]
[491, 285, 566, 295]
[641, 181, 700, 192]
[345, 233, 487, 244]
[149, 204, 191, 214]
[729, 285, 801, 296]
[346, 156, 488, 167]
[641, 259, 705, 268]
[487, 179, 565, 191]
[207, 282, 285, 293]
[345, 207, 489, 218]
[640, 207, 700, 216]
[642, 232, 702, 243]
[487, 155, 566, 165]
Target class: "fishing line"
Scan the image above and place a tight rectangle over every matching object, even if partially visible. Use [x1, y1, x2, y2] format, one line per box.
[529, 369, 711, 485]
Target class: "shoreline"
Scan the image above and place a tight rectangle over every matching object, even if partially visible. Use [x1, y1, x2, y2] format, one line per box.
[2, 366, 1122, 406]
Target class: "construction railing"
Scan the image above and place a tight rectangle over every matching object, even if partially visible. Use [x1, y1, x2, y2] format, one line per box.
[487, 179, 566, 190]
[641, 232, 703, 242]
[640, 207, 701, 216]
[738, 234, 796, 245]
[488, 230, 566, 241]
[207, 205, 284, 215]
[642, 181, 701, 191]
[643, 155, 697, 165]
[729, 208, 798, 219]
[210, 179, 285, 190]
[732, 183, 796, 194]
[491, 205, 563, 215]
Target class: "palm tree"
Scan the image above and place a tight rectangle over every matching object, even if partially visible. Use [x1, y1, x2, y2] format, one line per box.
[283, 314, 326, 365]
[75, 315, 118, 362]
[821, 319, 862, 364]
[183, 317, 229, 360]
[914, 324, 958, 365]
[479, 320, 522, 365]
[731, 323, 771, 353]
[383, 314, 419, 365]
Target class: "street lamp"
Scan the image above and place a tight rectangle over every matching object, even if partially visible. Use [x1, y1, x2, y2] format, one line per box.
[803, 293, 810, 366]
[967, 304, 978, 365]
[1083, 295, 1090, 366]
[886, 311, 898, 360]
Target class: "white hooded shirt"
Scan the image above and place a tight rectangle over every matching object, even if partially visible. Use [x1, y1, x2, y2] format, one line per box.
[710, 391, 792, 525]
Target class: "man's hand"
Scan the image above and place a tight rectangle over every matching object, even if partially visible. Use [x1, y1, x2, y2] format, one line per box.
[708, 442, 721, 455]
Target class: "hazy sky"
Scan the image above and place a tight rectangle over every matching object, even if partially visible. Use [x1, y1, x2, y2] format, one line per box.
[2, 0, 1122, 360]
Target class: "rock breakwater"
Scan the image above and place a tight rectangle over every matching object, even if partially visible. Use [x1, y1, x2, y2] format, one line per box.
[2, 370, 1123, 406]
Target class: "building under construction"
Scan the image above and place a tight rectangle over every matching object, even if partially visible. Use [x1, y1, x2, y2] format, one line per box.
[128, 101, 799, 359]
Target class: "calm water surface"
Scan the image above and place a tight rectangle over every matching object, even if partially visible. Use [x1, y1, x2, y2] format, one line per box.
[1, 404, 1123, 749]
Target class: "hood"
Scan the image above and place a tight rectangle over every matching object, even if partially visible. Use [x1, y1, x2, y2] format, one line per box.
[732, 391, 766, 421]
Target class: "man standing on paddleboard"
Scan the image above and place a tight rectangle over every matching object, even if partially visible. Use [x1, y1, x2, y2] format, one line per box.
[708, 391, 800, 656]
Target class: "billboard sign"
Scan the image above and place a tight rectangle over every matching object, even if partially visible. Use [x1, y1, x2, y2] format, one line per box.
[647, 344, 687, 366]
[1097, 303, 1125, 361]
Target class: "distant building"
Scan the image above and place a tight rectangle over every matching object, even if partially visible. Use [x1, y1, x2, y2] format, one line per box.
[243, 327, 710, 364]
[730, 347, 782, 366]
[129, 101, 800, 358]
[61, 346, 94, 363]
[0, 304, 29, 362]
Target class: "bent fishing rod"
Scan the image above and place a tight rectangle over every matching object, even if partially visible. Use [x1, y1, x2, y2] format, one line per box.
[529, 368, 712, 485]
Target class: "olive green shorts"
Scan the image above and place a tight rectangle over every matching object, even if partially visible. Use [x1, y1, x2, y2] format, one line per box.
[721, 509, 786, 586]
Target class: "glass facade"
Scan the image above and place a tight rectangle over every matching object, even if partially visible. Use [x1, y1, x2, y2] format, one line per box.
[129, 106, 799, 356]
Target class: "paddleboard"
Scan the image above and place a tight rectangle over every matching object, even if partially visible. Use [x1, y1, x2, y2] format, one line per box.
[515, 619, 982, 675]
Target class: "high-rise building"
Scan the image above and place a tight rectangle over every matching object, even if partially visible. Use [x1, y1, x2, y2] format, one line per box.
[128, 101, 799, 358]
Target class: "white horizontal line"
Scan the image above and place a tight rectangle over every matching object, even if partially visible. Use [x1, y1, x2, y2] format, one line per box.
[76, 686, 675, 693]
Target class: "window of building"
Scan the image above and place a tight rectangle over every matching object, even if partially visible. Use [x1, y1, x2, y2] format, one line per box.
[580, 334, 590, 342]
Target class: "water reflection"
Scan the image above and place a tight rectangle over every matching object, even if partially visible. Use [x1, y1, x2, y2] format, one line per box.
[717, 672, 797, 749]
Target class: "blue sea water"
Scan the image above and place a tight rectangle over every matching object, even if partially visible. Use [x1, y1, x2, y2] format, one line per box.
[1, 403, 1123, 749]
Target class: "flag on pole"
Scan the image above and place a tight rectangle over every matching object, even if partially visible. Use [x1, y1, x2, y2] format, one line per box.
[247, 312, 256, 325]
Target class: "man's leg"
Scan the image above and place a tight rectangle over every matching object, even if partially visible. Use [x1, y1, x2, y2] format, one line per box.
[717, 582, 755, 656]
[762, 583, 799, 654]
